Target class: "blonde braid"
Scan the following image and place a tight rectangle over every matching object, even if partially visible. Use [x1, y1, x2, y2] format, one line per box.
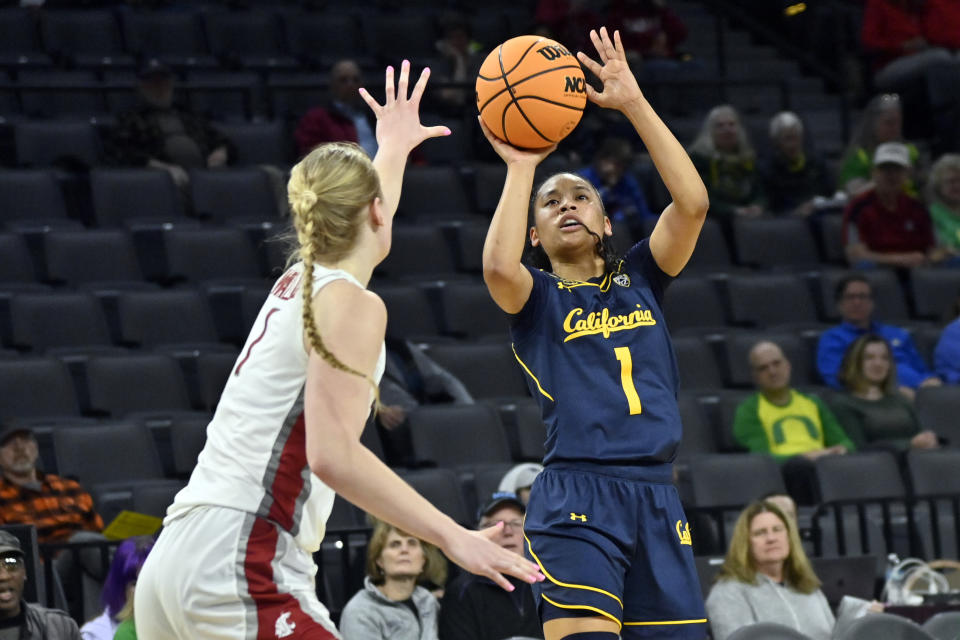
[291, 142, 382, 408]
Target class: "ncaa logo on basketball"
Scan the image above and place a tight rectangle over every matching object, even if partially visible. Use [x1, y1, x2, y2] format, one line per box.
[564, 76, 586, 95]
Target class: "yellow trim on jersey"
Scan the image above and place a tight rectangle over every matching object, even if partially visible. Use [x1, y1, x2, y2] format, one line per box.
[523, 532, 624, 609]
[512, 345, 554, 401]
[540, 593, 622, 630]
[553, 271, 613, 292]
[623, 619, 708, 626]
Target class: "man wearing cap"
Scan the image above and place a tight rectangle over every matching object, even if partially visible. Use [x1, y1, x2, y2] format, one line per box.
[843, 141, 944, 268]
[104, 59, 234, 188]
[439, 492, 543, 640]
[497, 464, 543, 506]
[0, 530, 80, 638]
[0, 427, 103, 545]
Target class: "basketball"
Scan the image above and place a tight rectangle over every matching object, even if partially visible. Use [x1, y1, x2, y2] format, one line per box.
[476, 35, 587, 150]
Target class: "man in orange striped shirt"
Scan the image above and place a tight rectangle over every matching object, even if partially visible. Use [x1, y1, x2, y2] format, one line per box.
[0, 426, 103, 544]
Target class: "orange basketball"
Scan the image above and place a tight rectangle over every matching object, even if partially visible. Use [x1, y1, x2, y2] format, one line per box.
[476, 35, 586, 150]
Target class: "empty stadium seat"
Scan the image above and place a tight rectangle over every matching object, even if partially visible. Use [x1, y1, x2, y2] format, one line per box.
[14, 121, 100, 168]
[0, 169, 70, 227]
[375, 225, 457, 280]
[39, 10, 129, 67]
[423, 342, 529, 401]
[910, 268, 960, 321]
[132, 480, 186, 519]
[677, 393, 719, 460]
[511, 399, 547, 462]
[369, 283, 441, 341]
[43, 230, 142, 286]
[408, 404, 512, 468]
[398, 467, 471, 525]
[438, 281, 509, 339]
[193, 350, 239, 412]
[188, 168, 279, 223]
[184, 70, 261, 121]
[396, 167, 473, 220]
[120, 10, 212, 64]
[162, 227, 261, 283]
[168, 412, 210, 478]
[89, 168, 185, 227]
[0, 358, 79, 420]
[906, 449, 960, 560]
[9, 291, 112, 352]
[682, 219, 734, 272]
[84, 353, 192, 417]
[450, 220, 488, 275]
[662, 276, 727, 332]
[202, 10, 295, 70]
[18, 69, 105, 119]
[725, 273, 819, 328]
[0, 234, 36, 284]
[115, 289, 220, 348]
[471, 163, 508, 216]
[732, 217, 821, 269]
[673, 335, 725, 390]
[213, 120, 292, 167]
[53, 422, 164, 486]
[913, 386, 960, 448]
[284, 11, 369, 69]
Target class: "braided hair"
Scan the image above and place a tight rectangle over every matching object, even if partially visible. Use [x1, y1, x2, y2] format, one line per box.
[288, 142, 382, 404]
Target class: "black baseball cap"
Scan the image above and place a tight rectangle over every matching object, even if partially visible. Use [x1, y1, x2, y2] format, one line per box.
[476, 491, 525, 525]
[0, 531, 24, 559]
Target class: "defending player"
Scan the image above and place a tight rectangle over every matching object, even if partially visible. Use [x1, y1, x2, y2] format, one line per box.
[134, 61, 543, 639]
[480, 28, 709, 639]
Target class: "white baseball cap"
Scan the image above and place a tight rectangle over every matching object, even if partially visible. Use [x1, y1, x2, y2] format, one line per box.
[498, 463, 544, 494]
[873, 142, 911, 168]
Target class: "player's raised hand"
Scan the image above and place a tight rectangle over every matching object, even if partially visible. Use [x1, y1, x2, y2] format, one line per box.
[576, 27, 644, 113]
[359, 59, 450, 155]
[442, 522, 545, 592]
[477, 116, 556, 168]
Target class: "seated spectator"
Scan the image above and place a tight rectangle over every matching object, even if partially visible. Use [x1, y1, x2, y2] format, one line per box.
[579, 137, 654, 239]
[0, 426, 103, 544]
[439, 493, 542, 640]
[837, 93, 920, 197]
[934, 293, 960, 383]
[607, 0, 689, 70]
[340, 520, 443, 640]
[295, 59, 377, 159]
[433, 13, 483, 113]
[829, 334, 941, 452]
[80, 536, 154, 640]
[534, 0, 604, 54]
[104, 60, 234, 190]
[689, 105, 766, 220]
[761, 111, 835, 216]
[497, 463, 543, 505]
[926, 154, 960, 258]
[0, 530, 81, 639]
[734, 341, 855, 505]
[842, 142, 944, 268]
[705, 500, 875, 640]
[817, 275, 941, 393]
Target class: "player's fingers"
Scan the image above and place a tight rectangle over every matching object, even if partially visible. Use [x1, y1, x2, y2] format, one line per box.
[422, 124, 452, 139]
[357, 87, 381, 115]
[384, 65, 395, 104]
[487, 569, 516, 592]
[613, 29, 626, 58]
[410, 66, 430, 103]
[589, 29, 607, 63]
[397, 59, 410, 101]
[576, 51, 602, 76]
[599, 27, 617, 59]
[476, 521, 503, 541]
[583, 82, 601, 104]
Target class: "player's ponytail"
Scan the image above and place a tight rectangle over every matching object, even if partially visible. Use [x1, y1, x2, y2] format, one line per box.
[288, 142, 382, 406]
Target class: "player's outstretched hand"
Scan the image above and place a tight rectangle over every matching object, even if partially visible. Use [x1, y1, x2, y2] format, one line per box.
[477, 117, 556, 168]
[442, 522, 544, 592]
[359, 59, 450, 155]
[576, 27, 644, 113]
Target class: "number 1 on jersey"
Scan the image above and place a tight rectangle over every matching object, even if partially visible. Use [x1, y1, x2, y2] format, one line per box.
[614, 346, 642, 415]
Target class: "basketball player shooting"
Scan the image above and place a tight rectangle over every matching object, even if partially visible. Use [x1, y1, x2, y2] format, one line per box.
[479, 27, 711, 640]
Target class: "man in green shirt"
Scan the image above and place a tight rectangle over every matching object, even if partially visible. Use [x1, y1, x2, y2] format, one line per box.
[733, 341, 855, 504]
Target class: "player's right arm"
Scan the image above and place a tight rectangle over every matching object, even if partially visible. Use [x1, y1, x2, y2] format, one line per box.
[303, 283, 543, 592]
[478, 121, 554, 313]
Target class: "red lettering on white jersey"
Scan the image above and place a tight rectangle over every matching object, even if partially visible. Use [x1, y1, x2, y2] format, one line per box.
[272, 269, 302, 300]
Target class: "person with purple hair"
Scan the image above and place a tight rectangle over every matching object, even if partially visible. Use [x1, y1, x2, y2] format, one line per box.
[80, 536, 154, 640]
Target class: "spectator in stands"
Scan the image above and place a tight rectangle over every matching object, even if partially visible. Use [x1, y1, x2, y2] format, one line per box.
[294, 59, 377, 159]
[534, 0, 604, 54]
[733, 341, 855, 504]
[80, 536, 154, 640]
[817, 275, 941, 394]
[497, 463, 543, 505]
[340, 520, 444, 640]
[829, 334, 941, 452]
[926, 154, 960, 257]
[0, 426, 103, 544]
[838, 93, 920, 197]
[0, 530, 80, 639]
[105, 60, 234, 190]
[842, 142, 945, 268]
[579, 137, 654, 239]
[934, 293, 960, 382]
[689, 105, 766, 220]
[439, 493, 542, 640]
[761, 111, 835, 216]
[433, 14, 483, 113]
[705, 500, 835, 639]
[607, 0, 689, 70]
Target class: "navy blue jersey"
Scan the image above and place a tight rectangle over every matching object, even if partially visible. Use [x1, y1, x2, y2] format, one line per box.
[510, 239, 680, 466]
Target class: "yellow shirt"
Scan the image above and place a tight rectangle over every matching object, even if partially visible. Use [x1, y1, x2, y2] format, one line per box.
[756, 392, 825, 457]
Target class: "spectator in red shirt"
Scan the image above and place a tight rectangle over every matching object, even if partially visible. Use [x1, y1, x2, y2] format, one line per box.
[294, 59, 377, 159]
[843, 142, 943, 268]
[608, 0, 688, 63]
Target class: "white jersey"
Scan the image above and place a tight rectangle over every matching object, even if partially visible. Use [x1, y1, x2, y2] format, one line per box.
[166, 262, 385, 554]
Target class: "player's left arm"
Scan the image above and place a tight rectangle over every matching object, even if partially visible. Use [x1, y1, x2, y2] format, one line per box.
[577, 27, 708, 276]
[361, 60, 451, 223]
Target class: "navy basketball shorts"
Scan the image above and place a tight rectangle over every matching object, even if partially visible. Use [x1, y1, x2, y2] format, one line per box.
[523, 463, 707, 639]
